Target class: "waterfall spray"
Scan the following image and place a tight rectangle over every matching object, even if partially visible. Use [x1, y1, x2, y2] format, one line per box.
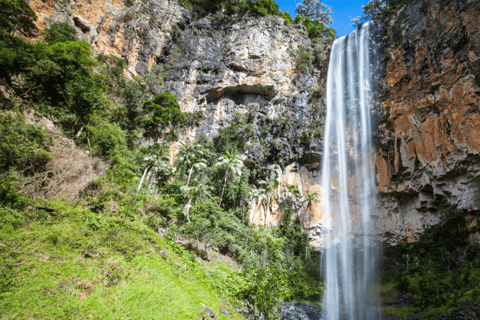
[320, 22, 381, 320]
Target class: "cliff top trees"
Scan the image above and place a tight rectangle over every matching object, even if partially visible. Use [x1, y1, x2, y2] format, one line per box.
[351, 0, 405, 27]
[295, 0, 333, 25]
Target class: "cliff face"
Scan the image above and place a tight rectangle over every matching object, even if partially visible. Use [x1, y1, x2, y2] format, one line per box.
[374, 0, 480, 245]
[29, 0, 332, 230]
[158, 13, 332, 229]
[29, 0, 480, 248]
[30, 0, 190, 76]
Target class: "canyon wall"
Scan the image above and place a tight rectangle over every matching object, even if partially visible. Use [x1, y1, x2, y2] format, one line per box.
[374, 0, 480, 245]
[29, 0, 480, 248]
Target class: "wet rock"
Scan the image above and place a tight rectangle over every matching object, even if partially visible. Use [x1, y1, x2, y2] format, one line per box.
[279, 302, 322, 320]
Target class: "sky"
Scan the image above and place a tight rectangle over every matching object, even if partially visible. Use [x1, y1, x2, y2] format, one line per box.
[275, 0, 368, 38]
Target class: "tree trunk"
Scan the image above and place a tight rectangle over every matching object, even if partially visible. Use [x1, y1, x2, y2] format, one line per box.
[184, 198, 192, 222]
[264, 196, 270, 230]
[86, 135, 93, 157]
[219, 169, 229, 206]
[245, 200, 260, 245]
[136, 167, 149, 195]
[186, 165, 194, 188]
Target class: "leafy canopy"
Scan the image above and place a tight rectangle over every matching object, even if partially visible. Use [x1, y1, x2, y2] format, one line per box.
[0, 0, 37, 37]
[295, 0, 332, 25]
[137, 92, 185, 140]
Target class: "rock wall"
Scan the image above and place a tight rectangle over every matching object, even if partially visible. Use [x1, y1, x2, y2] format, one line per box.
[30, 0, 189, 76]
[29, 0, 333, 235]
[374, 0, 480, 245]
[29, 0, 480, 248]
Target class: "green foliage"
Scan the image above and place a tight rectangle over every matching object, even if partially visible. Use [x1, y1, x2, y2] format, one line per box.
[29, 40, 108, 126]
[137, 92, 185, 141]
[43, 22, 77, 44]
[0, 0, 38, 37]
[95, 53, 127, 95]
[294, 46, 314, 71]
[0, 113, 53, 174]
[294, 15, 335, 40]
[384, 210, 480, 317]
[352, 0, 406, 27]
[180, 0, 281, 18]
[217, 118, 254, 154]
[86, 117, 127, 159]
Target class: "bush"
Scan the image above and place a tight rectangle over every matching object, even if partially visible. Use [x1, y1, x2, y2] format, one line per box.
[87, 118, 127, 158]
[0, 113, 53, 174]
[137, 92, 185, 141]
[294, 46, 314, 71]
[43, 22, 76, 44]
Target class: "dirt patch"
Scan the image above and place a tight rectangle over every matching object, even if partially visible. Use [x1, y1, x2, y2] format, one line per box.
[23, 112, 109, 201]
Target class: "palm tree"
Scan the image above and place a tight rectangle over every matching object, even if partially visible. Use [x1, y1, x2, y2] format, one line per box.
[136, 147, 170, 195]
[176, 138, 206, 188]
[245, 186, 263, 244]
[259, 177, 280, 230]
[302, 191, 319, 211]
[283, 184, 301, 203]
[215, 151, 244, 206]
[181, 178, 214, 222]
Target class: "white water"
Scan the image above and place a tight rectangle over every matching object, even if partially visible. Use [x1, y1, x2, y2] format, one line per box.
[320, 22, 381, 320]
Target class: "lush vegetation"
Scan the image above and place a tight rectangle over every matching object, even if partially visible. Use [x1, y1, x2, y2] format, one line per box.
[0, 1, 324, 318]
[382, 208, 480, 318]
[179, 0, 289, 20]
[294, 0, 332, 25]
[351, 0, 406, 27]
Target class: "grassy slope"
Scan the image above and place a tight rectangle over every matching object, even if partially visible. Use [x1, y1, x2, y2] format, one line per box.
[0, 200, 244, 320]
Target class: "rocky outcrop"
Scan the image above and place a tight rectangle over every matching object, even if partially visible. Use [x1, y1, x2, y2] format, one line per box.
[161, 13, 330, 165]
[30, 0, 190, 76]
[374, 0, 480, 244]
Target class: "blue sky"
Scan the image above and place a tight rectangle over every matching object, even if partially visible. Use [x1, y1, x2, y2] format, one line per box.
[275, 0, 367, 37]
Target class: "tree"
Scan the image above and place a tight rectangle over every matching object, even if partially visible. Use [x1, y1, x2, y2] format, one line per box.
[259, 177, 280, 230]
[176, 138, 206, 188]
[136, 147, 170, 195]
[295, 0, 332, 25]
[301, 191, 319, 211]
[137, 92, 184, 141]
[181, 178, 214, 222]
[351, 0, 400, 27]
[245, 186, 264, 244]
[215, 150, 244, 207]
[0, 0, 38, 37]
[43, 22, 77, 44]
[283, 184, 301, 204]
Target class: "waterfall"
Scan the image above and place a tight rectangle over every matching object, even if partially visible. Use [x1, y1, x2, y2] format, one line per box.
[320, 22, 381, 320]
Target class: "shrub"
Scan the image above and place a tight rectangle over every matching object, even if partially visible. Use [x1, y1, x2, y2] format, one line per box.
[87, 118, 127, 158]
[294, 46, 314, 71]
[43, 22, 76, 44]
[137, 92, 185, 141]
[0, 113, 53, 173]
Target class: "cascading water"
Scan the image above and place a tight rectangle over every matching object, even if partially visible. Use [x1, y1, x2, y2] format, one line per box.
[320, 22, 381, 320]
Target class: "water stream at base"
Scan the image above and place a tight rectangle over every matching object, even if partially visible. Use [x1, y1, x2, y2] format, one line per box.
[320, 22, 381, 320]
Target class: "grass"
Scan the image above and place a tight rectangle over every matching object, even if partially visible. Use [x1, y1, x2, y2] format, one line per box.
[0, 200, 244, 320]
